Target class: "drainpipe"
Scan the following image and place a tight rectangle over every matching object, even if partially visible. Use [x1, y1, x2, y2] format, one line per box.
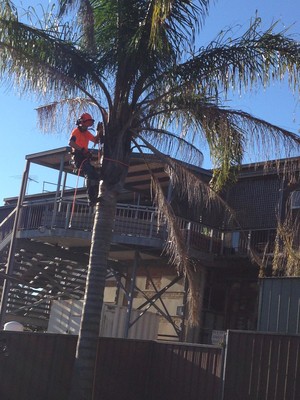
[0, 159, 30, 329]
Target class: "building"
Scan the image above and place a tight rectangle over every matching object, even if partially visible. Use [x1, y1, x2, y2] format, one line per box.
[1, 147, 299, 342]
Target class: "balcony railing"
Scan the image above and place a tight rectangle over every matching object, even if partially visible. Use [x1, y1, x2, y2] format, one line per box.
[1, 200, 224, 255]
[0, 208, 16, 243]
[1, 199, 277, 257]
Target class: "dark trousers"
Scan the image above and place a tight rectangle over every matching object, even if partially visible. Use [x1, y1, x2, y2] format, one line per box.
[73, 151, 99, 202]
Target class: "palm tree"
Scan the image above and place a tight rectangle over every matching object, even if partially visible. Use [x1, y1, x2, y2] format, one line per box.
[1, 0, 300, 398]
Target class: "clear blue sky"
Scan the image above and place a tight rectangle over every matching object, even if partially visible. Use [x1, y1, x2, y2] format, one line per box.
[1, 0, 299, 204]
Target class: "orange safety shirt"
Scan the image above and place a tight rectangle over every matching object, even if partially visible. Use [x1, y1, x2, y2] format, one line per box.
[69, 127, 97, 151]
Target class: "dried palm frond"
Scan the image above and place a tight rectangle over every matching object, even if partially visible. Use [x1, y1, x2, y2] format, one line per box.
[35, 97, 100, 134]
[272, 206, 300, 276]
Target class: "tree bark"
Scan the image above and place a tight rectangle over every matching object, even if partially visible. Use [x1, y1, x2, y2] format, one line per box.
[69, 182, 118, 400]
[185, 266, 206, 343]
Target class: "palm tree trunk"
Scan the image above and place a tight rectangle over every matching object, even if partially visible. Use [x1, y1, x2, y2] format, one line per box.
[69, 182, 118, 400]
[185, 265, 206, 343]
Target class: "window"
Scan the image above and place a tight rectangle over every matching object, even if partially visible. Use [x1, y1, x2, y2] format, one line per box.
[291, 191, 300, 209]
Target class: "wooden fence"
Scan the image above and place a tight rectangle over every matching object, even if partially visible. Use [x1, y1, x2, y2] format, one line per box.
[1, 330, 300, 400]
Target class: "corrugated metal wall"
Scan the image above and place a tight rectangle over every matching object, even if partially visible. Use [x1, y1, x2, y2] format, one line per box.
[47, 300, 159, 340]
[258, 277, 300, 334]
[224, 330, 300, 400]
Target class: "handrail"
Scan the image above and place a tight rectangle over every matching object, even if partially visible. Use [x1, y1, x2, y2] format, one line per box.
[0, 208, 16, 243]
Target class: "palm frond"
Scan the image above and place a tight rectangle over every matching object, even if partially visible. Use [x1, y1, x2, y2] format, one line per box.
[0, 13, 111, 107]
[151, 175, 189, 272]
[176, 17, 300, 95]
[35, 97, 101, 134]
[138, 82, 300, 189]
[148, 0, 208, 53]
[136, 134, 231, 215]
[135, 135, 268, 325]
[58, 0, 96, 52]
[273, 195, 300, 276]
[138, 128, 204, 167]
[142, 154, 205, 326]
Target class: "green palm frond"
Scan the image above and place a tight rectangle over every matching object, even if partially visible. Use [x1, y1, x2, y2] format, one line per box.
[138, 127, 204, 167]
[0, 9, 111, 105]
[175, 17, 300, 95]
[138, 86, 300, 189]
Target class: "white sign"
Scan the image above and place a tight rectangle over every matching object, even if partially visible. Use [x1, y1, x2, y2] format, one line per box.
[211, 330, 226, 345]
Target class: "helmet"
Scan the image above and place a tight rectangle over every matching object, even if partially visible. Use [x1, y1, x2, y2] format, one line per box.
[78, 113, 95, 127]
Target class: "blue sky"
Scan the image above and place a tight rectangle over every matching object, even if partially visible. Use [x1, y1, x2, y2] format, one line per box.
[1, 0, 299, 204]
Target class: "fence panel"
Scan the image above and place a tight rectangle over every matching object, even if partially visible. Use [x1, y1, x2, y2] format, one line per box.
[93, 338, 152, 400]
[223, 330, 300, 400]
[0, 333, 223, 400]
[148, 342, 223, 400]
[0, 332, 76, 400]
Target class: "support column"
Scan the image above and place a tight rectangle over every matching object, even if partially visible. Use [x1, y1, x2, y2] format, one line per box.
[51, 153, 65, 228]
[0, 159, 30, 329]
[58, 170, 68, 212]
[124, 251, 139, 338]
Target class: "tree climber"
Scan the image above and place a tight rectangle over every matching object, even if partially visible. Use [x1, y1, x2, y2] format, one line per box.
[69, 113, 104, 206]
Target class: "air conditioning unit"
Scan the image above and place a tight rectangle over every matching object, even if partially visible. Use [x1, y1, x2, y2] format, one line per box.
[291, 191, 300, 209]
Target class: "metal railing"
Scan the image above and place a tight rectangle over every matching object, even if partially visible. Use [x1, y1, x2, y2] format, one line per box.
[0, 199, 224, 255]
[0, 208, 17, 251]
[0, 208, 16, 242]
[0, 199, 276, 257]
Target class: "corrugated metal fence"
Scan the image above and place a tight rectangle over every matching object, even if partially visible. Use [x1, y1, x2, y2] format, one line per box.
[0, 332, 223, 400]
[223, 330, 300, 400]
[0, 332, 76, 400]
[1, 330, 300, 400]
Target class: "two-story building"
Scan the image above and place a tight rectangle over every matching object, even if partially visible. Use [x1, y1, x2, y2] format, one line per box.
[1, 147, 299, 342]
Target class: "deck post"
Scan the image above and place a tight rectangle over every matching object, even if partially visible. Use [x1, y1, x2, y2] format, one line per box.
[124, 250, 139, 338]
[50, 153, 65, 228]
[0, 159, 30, 329]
